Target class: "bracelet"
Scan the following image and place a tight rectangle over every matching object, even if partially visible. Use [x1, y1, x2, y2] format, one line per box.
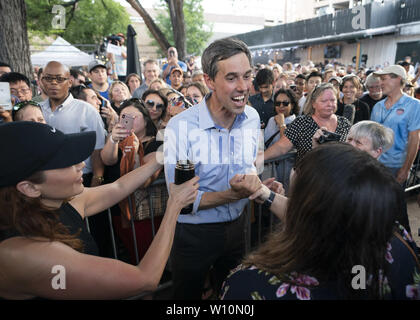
[109, 134, 118, 144]
[262, 191, 276, 209]
[93, 176, 104, 183]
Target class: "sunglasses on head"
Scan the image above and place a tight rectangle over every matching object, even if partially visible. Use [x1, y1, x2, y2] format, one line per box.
[274, 100, 290, 107]
[145, 99, 164, 110]
[13, 100, 41, 111]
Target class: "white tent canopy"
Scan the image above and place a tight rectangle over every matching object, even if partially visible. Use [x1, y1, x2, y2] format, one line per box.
[31, 37, 94, 67]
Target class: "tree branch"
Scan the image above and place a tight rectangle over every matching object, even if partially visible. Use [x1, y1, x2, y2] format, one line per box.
[126, 0, 171, 52]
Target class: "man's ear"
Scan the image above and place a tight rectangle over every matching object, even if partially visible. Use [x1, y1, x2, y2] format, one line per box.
[16, 181, 42, 198]
[204, 74, 214, 91]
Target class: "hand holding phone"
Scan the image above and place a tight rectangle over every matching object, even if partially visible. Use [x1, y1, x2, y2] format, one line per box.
[119, 113, 135, 132]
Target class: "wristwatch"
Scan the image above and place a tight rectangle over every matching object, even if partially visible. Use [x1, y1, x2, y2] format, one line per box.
[262, 191, 275, 209]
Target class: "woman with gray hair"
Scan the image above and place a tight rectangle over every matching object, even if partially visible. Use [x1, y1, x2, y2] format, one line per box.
[345, 120, 412, 234]
[346, 120, 394, 159]
[265, 83, 351, 163]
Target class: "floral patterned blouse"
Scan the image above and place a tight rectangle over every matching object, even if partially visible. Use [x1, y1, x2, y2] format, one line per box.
[220, 225, 420, 300]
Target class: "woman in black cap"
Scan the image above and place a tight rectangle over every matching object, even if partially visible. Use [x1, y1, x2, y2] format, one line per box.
[0, 121, 199, 299]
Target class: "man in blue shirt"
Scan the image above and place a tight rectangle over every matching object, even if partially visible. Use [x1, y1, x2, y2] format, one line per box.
[164, 38, 262, 299]
[87, 60, 111, 101]
[371, 65, 420, 185]
[161, 47, 187, 86]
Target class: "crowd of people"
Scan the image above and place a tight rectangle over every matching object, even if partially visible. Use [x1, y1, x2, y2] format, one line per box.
[0, 35, 420, 300]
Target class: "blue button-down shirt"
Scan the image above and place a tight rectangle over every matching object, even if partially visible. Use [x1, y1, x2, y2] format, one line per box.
[371, 94, 420, 168]
[164, 96, 261, 224]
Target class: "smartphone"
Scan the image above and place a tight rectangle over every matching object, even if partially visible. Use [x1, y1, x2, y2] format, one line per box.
[119, 114, 135, 131]
[0, 82, 12, 111]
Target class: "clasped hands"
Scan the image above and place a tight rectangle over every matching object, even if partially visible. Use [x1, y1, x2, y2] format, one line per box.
[229, 174, 284, 203]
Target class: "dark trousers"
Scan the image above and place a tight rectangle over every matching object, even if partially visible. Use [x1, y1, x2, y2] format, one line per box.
[170, 213, 246, 300]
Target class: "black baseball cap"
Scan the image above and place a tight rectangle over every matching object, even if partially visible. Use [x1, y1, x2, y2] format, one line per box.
[0, 121, 96, 187]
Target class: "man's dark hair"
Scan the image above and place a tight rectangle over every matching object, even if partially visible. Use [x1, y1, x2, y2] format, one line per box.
[0, 62, 12, 70]
[255, 68, 274, 87]
[201, 38, 252, 80]
[295, 74, 306, 81]
[398, 61, 410, 67]
[70, 85, 88, 101]
[70, 68, 83, 79]
[306, 71, 322, 82]
[0, 72, 30, 87]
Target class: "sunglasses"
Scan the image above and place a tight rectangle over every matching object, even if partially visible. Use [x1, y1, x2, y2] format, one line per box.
[145, 99, 164, 110]
[274, 100, 290, 107]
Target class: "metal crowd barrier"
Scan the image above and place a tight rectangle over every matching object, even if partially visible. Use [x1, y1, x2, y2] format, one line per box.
[82, 153, 297, 299]
[84, 147, 418, 299]
[405, 150, 420, 193]
[244, 151, 297, 254]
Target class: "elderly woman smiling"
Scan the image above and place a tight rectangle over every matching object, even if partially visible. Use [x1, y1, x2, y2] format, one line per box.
[264, 83, 351, 163]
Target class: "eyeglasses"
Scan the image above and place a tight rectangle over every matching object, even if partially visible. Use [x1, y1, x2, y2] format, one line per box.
[274, 100, 290, 107]
[42, 76, 69, 83]
[145, 99, 164, 110]
[10, 88, 31, 95]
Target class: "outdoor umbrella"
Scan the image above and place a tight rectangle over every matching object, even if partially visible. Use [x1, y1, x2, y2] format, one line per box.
[126, 24, 141, 78]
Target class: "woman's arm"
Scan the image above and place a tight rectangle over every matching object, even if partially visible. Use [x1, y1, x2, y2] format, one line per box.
[100, 124, 129, 166]
[264, 134, 294, 161]
[0, 177, 199, 300]
[73, 157, 163, 217]
[249, 182, 288, 221]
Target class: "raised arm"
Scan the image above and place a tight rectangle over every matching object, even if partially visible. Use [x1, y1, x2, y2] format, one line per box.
[0, 177, 199, 300]
[100, 124, 130, 166]
[73, 156, 162, 217]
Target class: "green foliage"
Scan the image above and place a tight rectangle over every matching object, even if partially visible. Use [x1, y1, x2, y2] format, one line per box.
[152, 0, 213, 57]
[25, 0, 131, 47]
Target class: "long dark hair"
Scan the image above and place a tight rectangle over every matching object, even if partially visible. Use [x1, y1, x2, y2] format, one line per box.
[142, 89, 168, 121]
[0, 171, 83, 251]
[243, 143, 401, 299]
[119, 98, 157, 137]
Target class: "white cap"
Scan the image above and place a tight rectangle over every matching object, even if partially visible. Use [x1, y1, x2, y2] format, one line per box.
[373, 65, 407, 80]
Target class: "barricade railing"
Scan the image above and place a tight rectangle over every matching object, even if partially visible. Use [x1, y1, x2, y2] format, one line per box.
[245, 152, 297, 254]
[86, 148, 420, 298]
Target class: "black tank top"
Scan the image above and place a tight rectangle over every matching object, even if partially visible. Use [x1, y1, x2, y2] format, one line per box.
[0, 202, 99, 256]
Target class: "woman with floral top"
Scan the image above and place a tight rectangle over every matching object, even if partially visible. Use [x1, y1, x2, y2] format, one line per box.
[221, 143, 420, 300]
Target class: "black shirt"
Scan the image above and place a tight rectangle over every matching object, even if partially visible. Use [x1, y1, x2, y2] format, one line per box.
[359, 93, 386, 114]
[0, 202, 99, 256]
[249, 93, 275, 128]
[336, 99, 370, 124]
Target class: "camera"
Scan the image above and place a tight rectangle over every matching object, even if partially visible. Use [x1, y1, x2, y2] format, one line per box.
[107, 34, 122, 46]
[317, 130, 341, 144]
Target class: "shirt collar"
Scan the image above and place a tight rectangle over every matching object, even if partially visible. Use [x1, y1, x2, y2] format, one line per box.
[45, 93, 74, 111]
[383, 93, 408, 109]
[198, 93, 249, 130]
